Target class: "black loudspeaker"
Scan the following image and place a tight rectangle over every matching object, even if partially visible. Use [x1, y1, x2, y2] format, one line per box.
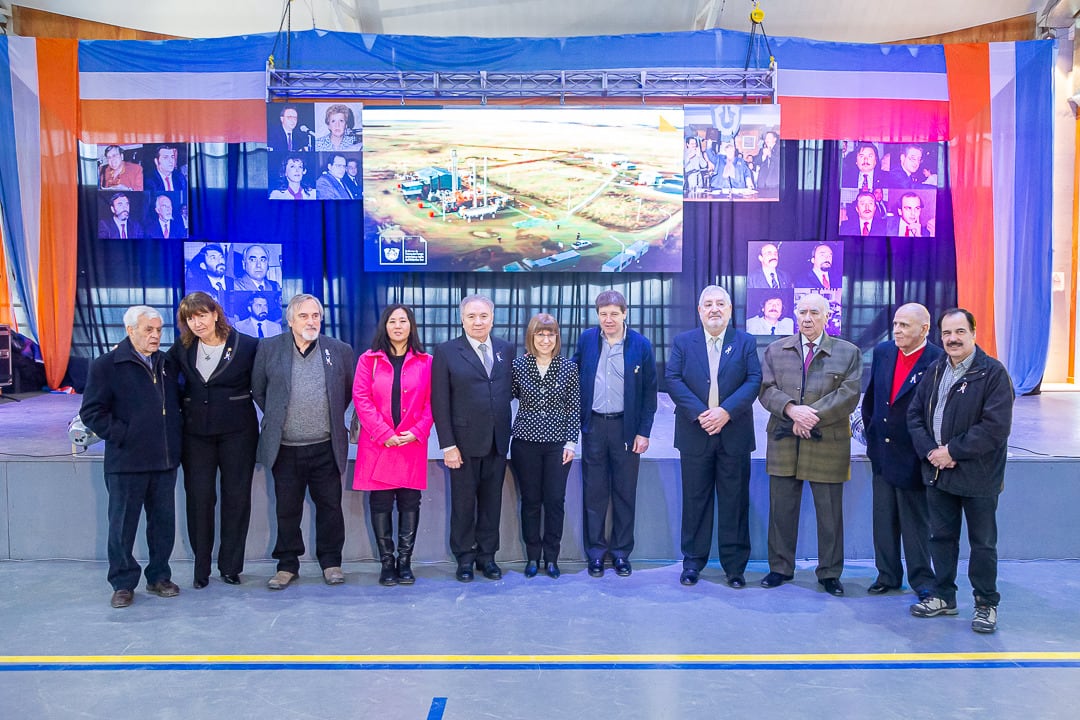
[0, 324, 12, 388]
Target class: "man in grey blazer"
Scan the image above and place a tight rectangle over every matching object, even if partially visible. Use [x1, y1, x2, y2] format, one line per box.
[252, 293, 355, 590]
[758, 292, 861, 596]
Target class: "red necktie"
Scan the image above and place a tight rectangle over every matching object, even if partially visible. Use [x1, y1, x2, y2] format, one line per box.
[165, 175, 173, 191]
[905, 227, 913, 237]
[862, 222, 869, 237]
[822, 272, 830, 289]
[803, 341, 815, 373]
[860, 174, 869, 192]
[120, 222, 127, 239]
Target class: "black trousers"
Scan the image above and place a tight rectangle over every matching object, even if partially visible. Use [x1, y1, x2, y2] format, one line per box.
[270, 441, 345, 573]
[679, 436, 751, 575]
[871, 474, 934, 593]
[927, 485, 1000, 606]
[105, 470, 177, 591]
[181, 425, 258, 580]
[369, 488, 422, 514]
[449, 442, 506, 566]
[767, 474, 845, 580]
[510, 438, 571, 562]
[581, 414, 640, 562]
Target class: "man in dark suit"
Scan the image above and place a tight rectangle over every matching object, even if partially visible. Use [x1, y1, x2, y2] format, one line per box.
[885, 192, 935, 237]
[315, 154, 353, 200]
[79, 306, 182, 608]
[572, 290, 658, 578]
[98, 192, 144, 239]
[666, 285, 761, 588]
[839, 191, 886, 237]
[431, 294, 514, 582]
[841, 141, 885, 191]
[861, 303, 942, 598]
[885, 144, 937, 188]
[746, 242, 792, 289]
[794, 243, 838, 289]
[146, 194, 186, 239]
[343, 158, 363, 199]
[252, 294, 355, 590]
[144, 145, 188, 195]
[233, 244, 281, 292]
[185, 244, 232, 304]
[267, 105, 313, 154]
[758, 292, 861, 596]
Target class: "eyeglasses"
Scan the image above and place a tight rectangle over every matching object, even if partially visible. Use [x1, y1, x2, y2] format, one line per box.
[534, 332, 557, 339]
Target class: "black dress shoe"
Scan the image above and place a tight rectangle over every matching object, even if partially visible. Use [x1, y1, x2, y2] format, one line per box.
[220, 573, 242, 585]
[680, 569, 699, 586]
[455, 565, 474, 582]
[193, 577, 209, 589]
[760, 571, 794, 588]
[479, 561, 502, 580]
[726, 574, 746, 589]
[820, 578, 845, 596]
[524, 561, 539, 578]
[588, 558, 604, 578]
[867, 581, 896, 595]
[545, 562, 561, 579]
[613, 558, 632, 577]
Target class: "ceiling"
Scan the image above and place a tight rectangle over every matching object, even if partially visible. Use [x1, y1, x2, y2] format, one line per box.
[1, 0, 1063, 44]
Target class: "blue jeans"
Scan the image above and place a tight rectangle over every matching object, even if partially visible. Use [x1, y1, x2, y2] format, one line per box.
[105, 470, 177, 591]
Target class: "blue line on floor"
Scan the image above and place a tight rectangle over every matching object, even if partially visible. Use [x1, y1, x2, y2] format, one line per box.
[427, 697, 447, 719]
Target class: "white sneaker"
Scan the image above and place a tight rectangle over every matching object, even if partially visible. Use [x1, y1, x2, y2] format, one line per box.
[972, 605, 998, 633]
[910, 596, 958, 617]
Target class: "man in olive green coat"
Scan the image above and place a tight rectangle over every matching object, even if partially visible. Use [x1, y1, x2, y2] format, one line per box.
[758, 293, 861, 596]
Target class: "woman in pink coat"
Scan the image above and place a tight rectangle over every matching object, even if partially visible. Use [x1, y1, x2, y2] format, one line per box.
[352, 304, 433, 586]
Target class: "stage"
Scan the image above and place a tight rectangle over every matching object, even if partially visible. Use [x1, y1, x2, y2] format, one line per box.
[0, 389, 1077, 564]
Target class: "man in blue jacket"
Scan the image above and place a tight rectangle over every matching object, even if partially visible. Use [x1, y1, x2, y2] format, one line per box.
[861, 303, 942, 598]
[572, 290, 657, 577]
[666, 286, 761, 587]
[907, 308, 1014, 633]
[80, 306, 183, 609]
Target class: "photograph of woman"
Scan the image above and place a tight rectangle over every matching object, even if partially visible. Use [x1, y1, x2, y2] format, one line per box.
[510, 313, 580, 579]
[352, 304, 433, 586]
[167, 292, 259, 589]
[314, 103, 361, 152]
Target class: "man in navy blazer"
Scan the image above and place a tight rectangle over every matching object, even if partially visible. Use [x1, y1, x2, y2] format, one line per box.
[572, 290, 658, 577]
[666, 286, 761, 587]
[861, 303, 942, 597]
[431, 294, 514, 582]
[144, 145, 188, 195]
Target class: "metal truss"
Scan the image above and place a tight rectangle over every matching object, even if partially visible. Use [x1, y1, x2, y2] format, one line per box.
[266, 66, 776, 103]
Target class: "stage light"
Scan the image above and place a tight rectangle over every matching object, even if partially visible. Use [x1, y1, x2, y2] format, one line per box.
[67, 414, 101, 447]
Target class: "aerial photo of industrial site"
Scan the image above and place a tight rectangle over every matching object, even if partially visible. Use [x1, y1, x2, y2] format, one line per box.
[362, 107, 684, 273]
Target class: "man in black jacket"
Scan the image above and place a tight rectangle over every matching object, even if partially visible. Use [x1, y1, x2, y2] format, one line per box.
[80, 306, 183, 609]
[907, 308, 1014, 633]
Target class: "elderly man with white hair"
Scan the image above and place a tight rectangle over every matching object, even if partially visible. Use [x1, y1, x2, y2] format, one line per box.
[80, 305, 184, 608]
[758, 292, 861, 596]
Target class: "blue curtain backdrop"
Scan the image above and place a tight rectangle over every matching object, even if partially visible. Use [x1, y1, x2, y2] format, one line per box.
[71, 140, 957, 391]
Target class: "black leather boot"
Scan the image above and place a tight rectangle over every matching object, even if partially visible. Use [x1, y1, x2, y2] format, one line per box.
[371, 512, 397, 586]
[396, 510, 419, 585]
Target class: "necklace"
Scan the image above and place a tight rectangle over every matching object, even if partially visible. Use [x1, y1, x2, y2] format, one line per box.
[198, 340, 223, 362]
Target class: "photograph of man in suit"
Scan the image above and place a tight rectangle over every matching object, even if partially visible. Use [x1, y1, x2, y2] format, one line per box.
[267, 105, 313, 154]
[666, 285, 761, 588]
[841, 141, 885, 192]
[252, 294, 355, 590]
[572, 290, 658, 578]
[840, 191, 886, 237]
[234, 293, 282, 339]
[98, 192, 144, 239]
[147, 194, 185, 239]
[886, 143, 937, 188]
[758, 292, 861, 596]
[861, 303, 942, 598]
[746, 242, 792, 289]
[343, 158, 362, 199]
[315, 154, 353, 200]
[144, 145, 188, 195]
[184, 243, 232, 304]
[98, 144, 143, 191]
[886, 192, 935, 237]
[745, 291, 795, 336]
[233, 244, 281, 292]
[431, 294, 514, 582]
[795, 243, 839, 289]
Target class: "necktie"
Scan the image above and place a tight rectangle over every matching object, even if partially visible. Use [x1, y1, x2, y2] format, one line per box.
[120, 222, 127, 239]
[862, 222, 869, 237]
[479, 343, 493, 376]
[163, 221, 170, 238]
[770, 326, 776, 335]
[769, 272, 779, 289]
[286, 133, 293, 151]
[822, 272, 830, 289]
[860, 174, 869, 192]
[255, 283, 264, 291]
[257, 321, 264, 338]
[905, 226, 913, 237]
[165, 175, 173, 192]
[803, 341, 815, 373]
[214, 281, 224, 294]
[707, 336, 721, 408]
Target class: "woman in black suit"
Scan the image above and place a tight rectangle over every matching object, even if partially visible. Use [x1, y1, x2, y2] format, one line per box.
[510, 313, 580, 579]
[168, 292, 260, 588]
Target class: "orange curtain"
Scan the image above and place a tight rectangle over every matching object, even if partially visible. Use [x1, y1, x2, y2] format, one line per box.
[945, 44, 997, 356]
[36, 38, 79, 388]
[0, 219, 15, 329]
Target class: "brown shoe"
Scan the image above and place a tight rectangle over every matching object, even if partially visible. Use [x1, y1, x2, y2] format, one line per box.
[110, 589, 134, 608]
[323, 567, 345, 585]
[146, 580, 180, 598]
[267, 570, 297, 590]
